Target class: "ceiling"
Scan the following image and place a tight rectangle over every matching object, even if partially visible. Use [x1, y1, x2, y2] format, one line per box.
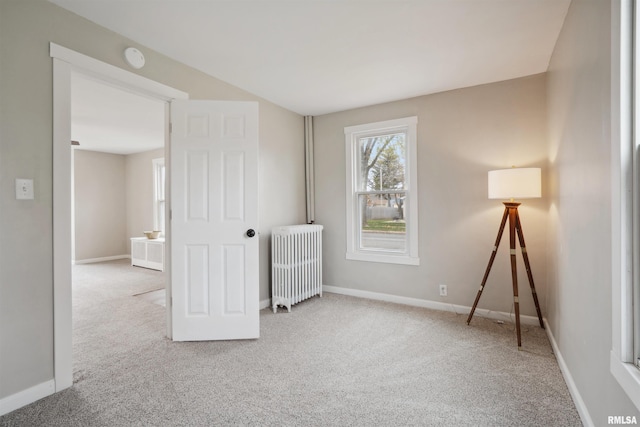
[71, 73, 165, 155]
[50, 0, 570, 115]
[52, 0, 571, 118]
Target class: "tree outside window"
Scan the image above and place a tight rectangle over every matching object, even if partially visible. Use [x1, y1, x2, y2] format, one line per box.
[358, 134, 406, 251]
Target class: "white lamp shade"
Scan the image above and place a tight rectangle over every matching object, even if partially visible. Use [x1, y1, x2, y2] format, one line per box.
[488, 168, 541, 200]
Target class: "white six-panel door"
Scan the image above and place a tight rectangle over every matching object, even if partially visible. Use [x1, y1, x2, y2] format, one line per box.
[170, 100, 259, 341]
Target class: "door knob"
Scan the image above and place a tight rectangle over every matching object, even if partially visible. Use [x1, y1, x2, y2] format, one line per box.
[246, 229, 256, 238]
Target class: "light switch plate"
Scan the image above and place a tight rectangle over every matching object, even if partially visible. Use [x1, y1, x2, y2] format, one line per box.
[16, 178, 34, 200]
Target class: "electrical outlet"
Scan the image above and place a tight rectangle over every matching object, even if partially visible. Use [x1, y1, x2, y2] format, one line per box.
[439, 284, 447, 297]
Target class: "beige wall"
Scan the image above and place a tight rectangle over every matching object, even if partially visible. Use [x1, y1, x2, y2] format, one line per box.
[0, 0, 305, 400]
[546, 0, 640, 423]
[73, 147, 164, 261]
[73, 150, 127, 261]
[126, 148, 164, 251]
[314, 74, 548, 316]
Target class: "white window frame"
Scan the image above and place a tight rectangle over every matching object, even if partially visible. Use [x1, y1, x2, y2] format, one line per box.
[611, 0, 640, 412]
[634, 0, 640, 386]
[153, 157, 165, 233]
[344, 116, 419, 265]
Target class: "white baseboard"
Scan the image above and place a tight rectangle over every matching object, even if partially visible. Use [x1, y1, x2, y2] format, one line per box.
[260, 298, 271, 310]
[73, 254, 130, 265]
[0, 380, 55, 416]
[544, 319, 594, 427]
[322, 284, 542, 326]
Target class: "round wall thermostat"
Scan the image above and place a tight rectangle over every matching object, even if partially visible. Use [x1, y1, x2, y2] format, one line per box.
[124, 47, 145, 69]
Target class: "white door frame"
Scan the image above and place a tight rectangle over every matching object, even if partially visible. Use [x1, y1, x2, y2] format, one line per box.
[50, 43, 188, 391]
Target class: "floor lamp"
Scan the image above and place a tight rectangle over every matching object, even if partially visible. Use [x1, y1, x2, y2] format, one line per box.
[466, 167, 544, 349]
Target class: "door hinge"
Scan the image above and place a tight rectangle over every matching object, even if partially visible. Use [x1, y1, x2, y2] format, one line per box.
[169, 122, 173, 134]
[169, 210, 172, 220]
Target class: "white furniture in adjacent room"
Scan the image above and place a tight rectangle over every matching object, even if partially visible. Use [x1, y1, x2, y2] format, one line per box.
[131, 237, 165, 271]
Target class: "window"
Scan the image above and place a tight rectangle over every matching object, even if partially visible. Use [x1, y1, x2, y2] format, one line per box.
[634, 0, 640, 376]
[153, 158, 165, 233]
[611, 0, 640, 412]
[344, 116, 419, 265]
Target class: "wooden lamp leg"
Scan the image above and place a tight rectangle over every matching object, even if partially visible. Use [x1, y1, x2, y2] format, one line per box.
[515, 211, 544, 328]
[507, 204, 522, 350]
[467, 206, 509, 325]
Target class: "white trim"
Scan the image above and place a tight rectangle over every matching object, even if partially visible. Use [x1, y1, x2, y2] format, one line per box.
[52, 57, 73, 392]
[260, 298, 271, 310]
[344, 116, 418, 134]
[163, 103, 172, 339]
[72, 255, 130, 265]
[545, 321, 594, 427]
[50, 43, 187, 101]
[631, 0, 640, 384]
[322, 285, 542, 326]
[51, 43, 187, 398]
[0, 380, 55, 416]
[346, 252, 420, 265]
[611, 351, 640, 412]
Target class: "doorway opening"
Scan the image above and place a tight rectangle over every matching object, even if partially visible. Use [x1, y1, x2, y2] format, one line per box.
[52, 42, 188, 392]
[70, 73, 168, 383]
[71, 73, 166, 265]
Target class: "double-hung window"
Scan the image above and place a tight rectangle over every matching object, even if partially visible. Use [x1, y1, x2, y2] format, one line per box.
[153, 158, 165, 234]
[344, 116, 419, 265]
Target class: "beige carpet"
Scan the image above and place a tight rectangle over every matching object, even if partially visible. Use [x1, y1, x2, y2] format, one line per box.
[134, 288, 166, 307]
[0, 259, 582, 426]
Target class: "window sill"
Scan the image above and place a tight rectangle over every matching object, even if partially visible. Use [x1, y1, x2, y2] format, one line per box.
[346, 252, 419, 266]
[610, 351, 640, 412]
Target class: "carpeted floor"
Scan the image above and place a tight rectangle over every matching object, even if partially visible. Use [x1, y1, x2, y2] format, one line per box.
[1, 259, 582, 426]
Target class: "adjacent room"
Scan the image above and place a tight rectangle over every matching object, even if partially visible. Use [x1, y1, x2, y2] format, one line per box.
[71, 73, 166, 268]
[70, 72, 169, 343]
[1, 1, 639, 426]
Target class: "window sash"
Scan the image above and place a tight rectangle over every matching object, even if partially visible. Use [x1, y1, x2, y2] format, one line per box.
[355, 147, 409, 255]
[355, 190, 407, 196]
[355, 191, 408, 254]
[153, 158, 165, 233]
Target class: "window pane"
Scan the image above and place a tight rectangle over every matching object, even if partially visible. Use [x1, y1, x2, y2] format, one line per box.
[158, 200, 165, 232]
[358, 193, 406, 252]
[158, 165, 166, 201]
[357, 133, 406, 192]
[152, 159, 165, 232]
